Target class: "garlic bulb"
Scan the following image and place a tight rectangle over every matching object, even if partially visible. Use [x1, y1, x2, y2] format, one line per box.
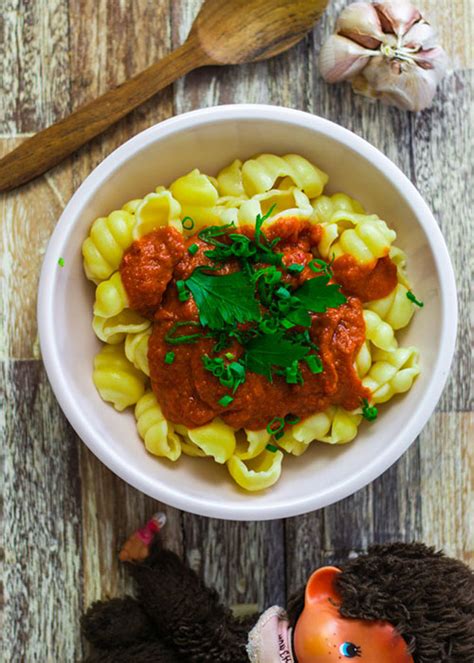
[319, 0, 449, 112]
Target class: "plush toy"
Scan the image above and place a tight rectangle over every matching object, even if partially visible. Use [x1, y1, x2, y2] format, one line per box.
[82, 514, 474, 663]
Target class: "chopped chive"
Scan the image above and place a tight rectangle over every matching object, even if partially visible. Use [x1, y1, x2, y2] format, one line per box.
[406, 290, 424, 308]
[309, 257, 334, 278]
[287, 263, 304, 274]
[361, 398, 378, 422]
[188, 243, 199, 255]
[305, 354, 323, 374]
[276, 286, 291, 299]
[274, 430, 285, 440]
[58, 257, 65, 267]
[285, 414, 301, 425]
[281, 319, 295, 330]
[285, 361, 303, 385]
[225, 352, 234, 360]
[266, 416, 285, 435]
[266, 444, 278, 453]
[181, 216, 195, 230]
[164, 351, 175, 365]
[176, 280, 190, 302]
[218, 394, 233, 407]
[165, 321, 208, 345]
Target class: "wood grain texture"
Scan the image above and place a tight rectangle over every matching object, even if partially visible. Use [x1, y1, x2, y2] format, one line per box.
[2, 361, 83, 660]
[0, 0, 330, 191]
[1, 1, 472, 660]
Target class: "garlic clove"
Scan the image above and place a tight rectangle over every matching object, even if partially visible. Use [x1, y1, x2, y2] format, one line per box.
[336, 2, 385, 49]
[319, 34, 376, 83]
[403, 20, 439, 52]
[374, 0, 421, 37]
[413, 46, 449, 80]
[354, 55, 440, 112]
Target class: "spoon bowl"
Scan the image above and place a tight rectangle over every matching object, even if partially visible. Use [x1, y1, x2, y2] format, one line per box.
[193, 0, 329, 64]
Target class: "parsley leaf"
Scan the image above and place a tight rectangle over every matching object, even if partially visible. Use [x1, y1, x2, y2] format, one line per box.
[293, 275, 346, 313]
[244, 333, 309, 381]
[185, 269, 261, 330]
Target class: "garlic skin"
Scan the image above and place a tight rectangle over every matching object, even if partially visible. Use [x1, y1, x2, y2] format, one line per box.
[319, 1, 449, 112]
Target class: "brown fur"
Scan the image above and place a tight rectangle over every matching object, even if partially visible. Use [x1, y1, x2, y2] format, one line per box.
[82, 541, 474, 662]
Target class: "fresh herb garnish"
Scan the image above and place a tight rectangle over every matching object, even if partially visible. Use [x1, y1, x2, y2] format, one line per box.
[266, 416, 285, 435]
[164, 351, 175, 364]
[176, 280, 190, 302]
[185, 268, 261, 330]
[245, 332, 309, 381]
[165, 321, 211, 345]
[58, 257, 65, 267]
[202, 355, 246, 393]
[406, 290, 424, 308]
[361, 398, 378, 422]
[266, 443, 279, 452]
[308, 255, 335, 279]
[287, 263, 305, 274]
[293, 275, 346, 313]
[218, 395, 234, 407]
[182, 216, 195, 230]
[166, 209, 348, 408]
[304, 354, 323, 374]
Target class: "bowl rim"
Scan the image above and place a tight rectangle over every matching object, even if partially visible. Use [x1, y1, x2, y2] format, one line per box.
[37, 104, 458, 520]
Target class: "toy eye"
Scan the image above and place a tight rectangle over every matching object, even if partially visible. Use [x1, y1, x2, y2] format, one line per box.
[339, 642, 362, 658]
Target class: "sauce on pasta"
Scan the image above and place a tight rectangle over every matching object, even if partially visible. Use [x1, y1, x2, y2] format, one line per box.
[120, 217, 397, 430]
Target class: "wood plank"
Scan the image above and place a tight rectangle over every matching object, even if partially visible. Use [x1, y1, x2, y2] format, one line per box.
[182, 514, 286, 610]
[410, 69, 473, 413]
[1, 360, 83, 661]
[80, 444, 183, 609]
[419, 412, 473, 565]
[418, 0, 473, 70]
[66, 0, 185, 621]
[68, 0, 175, 189]
[0, 0, 71, 133]
[0, 138, 74, 360]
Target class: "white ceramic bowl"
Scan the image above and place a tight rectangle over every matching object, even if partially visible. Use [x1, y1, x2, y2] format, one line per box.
[38, 105, 457, 520]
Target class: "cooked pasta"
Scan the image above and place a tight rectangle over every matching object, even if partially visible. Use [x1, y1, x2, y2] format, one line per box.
[365, 283, 415, 330]
[227, 448, 284, 492]
[125, 328, 152, 376]
[93, 310, 150, 345]
[133, 190, 182, 238]
[84, 152, 421, 491]
[135, 392, 181, 461]
[93, 343, 146, 411]
[94, 271, 129, 318]
[82, 209, 136, 282]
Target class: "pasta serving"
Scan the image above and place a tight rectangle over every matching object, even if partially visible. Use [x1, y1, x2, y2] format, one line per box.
[83, 154, 421, 492]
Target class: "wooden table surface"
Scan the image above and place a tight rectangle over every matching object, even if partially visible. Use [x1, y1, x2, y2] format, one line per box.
[1, 1, 472, 659]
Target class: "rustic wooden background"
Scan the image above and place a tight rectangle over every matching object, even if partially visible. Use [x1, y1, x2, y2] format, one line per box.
[1, 0, 472, 659]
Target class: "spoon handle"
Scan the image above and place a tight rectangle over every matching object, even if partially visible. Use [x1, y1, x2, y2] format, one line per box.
[0, 39, 208, 192]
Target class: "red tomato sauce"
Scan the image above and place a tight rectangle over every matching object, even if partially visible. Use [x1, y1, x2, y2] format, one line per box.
[332, 255, 397, 302]
[120, 218, 397, 430]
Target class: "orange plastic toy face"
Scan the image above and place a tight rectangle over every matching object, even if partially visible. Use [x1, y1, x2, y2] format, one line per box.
[293, 567, 414, 663]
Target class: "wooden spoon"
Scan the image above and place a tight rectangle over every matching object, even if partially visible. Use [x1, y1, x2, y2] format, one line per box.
[0, 0, 328, 192]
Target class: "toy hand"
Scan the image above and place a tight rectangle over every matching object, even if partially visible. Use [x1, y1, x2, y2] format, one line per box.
[119, 533, 150, 562]
[119, 512, 166, 562]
